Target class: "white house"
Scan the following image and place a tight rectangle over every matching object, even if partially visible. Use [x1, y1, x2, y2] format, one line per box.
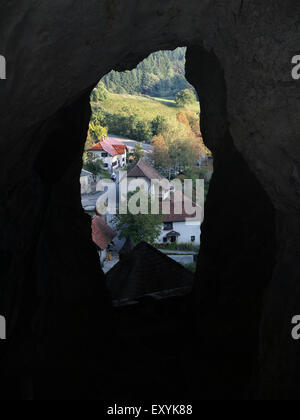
[157, 193, 201, 245]
[88, 137, 127, 172]
[124, 159, 202, 245]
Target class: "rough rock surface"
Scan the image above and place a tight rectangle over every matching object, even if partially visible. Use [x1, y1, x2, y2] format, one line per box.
[0, 0, 300, 399]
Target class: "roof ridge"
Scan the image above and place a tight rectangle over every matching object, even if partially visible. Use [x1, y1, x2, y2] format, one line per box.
[133, 241, 192, 273]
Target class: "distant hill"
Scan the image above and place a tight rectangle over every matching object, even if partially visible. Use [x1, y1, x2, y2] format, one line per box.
[101, 47, 193, 99]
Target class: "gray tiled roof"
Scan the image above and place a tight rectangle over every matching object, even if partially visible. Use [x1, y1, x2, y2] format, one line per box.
[106, 242, 194, 300]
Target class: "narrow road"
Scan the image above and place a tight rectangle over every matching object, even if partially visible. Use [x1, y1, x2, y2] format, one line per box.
[110, 134, 154, 155]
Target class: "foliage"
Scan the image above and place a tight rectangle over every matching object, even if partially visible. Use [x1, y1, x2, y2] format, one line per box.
[176, 111, 194, 136]
[113, 191, 163, 244]
[175, 89, 197, 107]
[132, 143, 145, 162]
[89, 121, 108, 142]
[91, 82, 109, 102]
[169, 138, 198, 170]
[153, 131, 204, 175]
[90, 92, 199, 141]
[83, 152, 108, 176]
[85, 132, 95, 151]
[102, 48, 193, 99]
[153, 135, 171, 172]
[135, 120, 153, 142]
[182, 110, 202, 137]
[151, 115, 168, 136]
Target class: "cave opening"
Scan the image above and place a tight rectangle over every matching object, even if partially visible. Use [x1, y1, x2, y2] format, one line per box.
[80, 47, 212, 298]
[70, 45, 275, 400]
[0, 42, 277, 401]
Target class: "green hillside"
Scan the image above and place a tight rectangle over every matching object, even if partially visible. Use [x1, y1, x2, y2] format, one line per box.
[89, 47, 201, 143]
[96, 93, 200, 123]
[90, 92, 200, 142]
[102, 47, 193, 99]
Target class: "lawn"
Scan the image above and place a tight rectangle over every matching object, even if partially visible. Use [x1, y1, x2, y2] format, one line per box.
[94, 93, 200, 123]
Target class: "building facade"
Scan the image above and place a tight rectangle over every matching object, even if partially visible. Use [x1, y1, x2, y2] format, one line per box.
[88, 137, 127, 172]
[126, 159, 202, 246]
[158, 220, 201, 245]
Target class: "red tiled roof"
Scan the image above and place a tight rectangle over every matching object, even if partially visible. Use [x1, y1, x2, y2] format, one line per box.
[162, 193, 202, 223]
[88, 138, 126, 157]
[88, 142, 105, 151]
[92, 216, 117, 251]
[113, 145, 126, 155]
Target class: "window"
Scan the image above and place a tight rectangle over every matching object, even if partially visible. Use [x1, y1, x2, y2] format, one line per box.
[171, 236, 177, 243]
[102, 152, 108, 158]
[112, 161, 118, 167]
[163, 237, 168, 243]
[164, 222, 173, 231]
[191, 236, 196, 242]
[104, 163, 108, 168]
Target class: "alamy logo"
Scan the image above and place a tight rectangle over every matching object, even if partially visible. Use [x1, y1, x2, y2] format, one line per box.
[0, 315, 6, 340]
[292, 55, 300, 80]
[0, 55, 6, 80]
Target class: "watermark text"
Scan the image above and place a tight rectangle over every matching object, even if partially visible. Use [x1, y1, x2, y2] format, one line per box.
[0, 55, 6, 80]
[106, 404, 193, 417]
[95, 172, 204, 222]
[0, 315, 6, 340]
[292, 55, 300, 80]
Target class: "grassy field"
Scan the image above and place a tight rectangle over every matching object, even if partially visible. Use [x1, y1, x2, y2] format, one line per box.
[95, 93, 200, 123]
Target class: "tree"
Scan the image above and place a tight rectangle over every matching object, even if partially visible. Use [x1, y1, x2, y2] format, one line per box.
[182, 110, 202, 137]
[89, 121, 108, 142]
[153, 135, 171, 171]
[83, 152, 107, 176]
[113, 191, 163, 244]
[91, 82, 109, 102]
[85, 132, 95, 151]
[92, 108, 107, 127]
[101, 47, 191, 98]
[151, 115, 168, 136]
[133, 143, 145, 162]
[175, 89, 196, 107]
[176, 111, 194, 137]
[134, 120, 153, 142]
[169, 138, 197, 171]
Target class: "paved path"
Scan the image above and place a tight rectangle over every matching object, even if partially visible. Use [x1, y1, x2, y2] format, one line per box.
[110, 134, 154, 155]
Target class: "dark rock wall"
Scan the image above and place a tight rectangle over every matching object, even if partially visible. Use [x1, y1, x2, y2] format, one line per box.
[0, 0, 299, 399]
[0, 91, 113, 399]
[186, 46, 276, 399]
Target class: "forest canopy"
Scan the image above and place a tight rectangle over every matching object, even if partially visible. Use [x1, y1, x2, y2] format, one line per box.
[101, 47, 193, 99]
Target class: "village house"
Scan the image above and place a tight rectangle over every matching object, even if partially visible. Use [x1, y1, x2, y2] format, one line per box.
[158, 194, 201, 245]
[88, 137, 127, 172]
[125, 159, 202, 246]
[126, 158, 170, 199]
[92, 216, 117, 266]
